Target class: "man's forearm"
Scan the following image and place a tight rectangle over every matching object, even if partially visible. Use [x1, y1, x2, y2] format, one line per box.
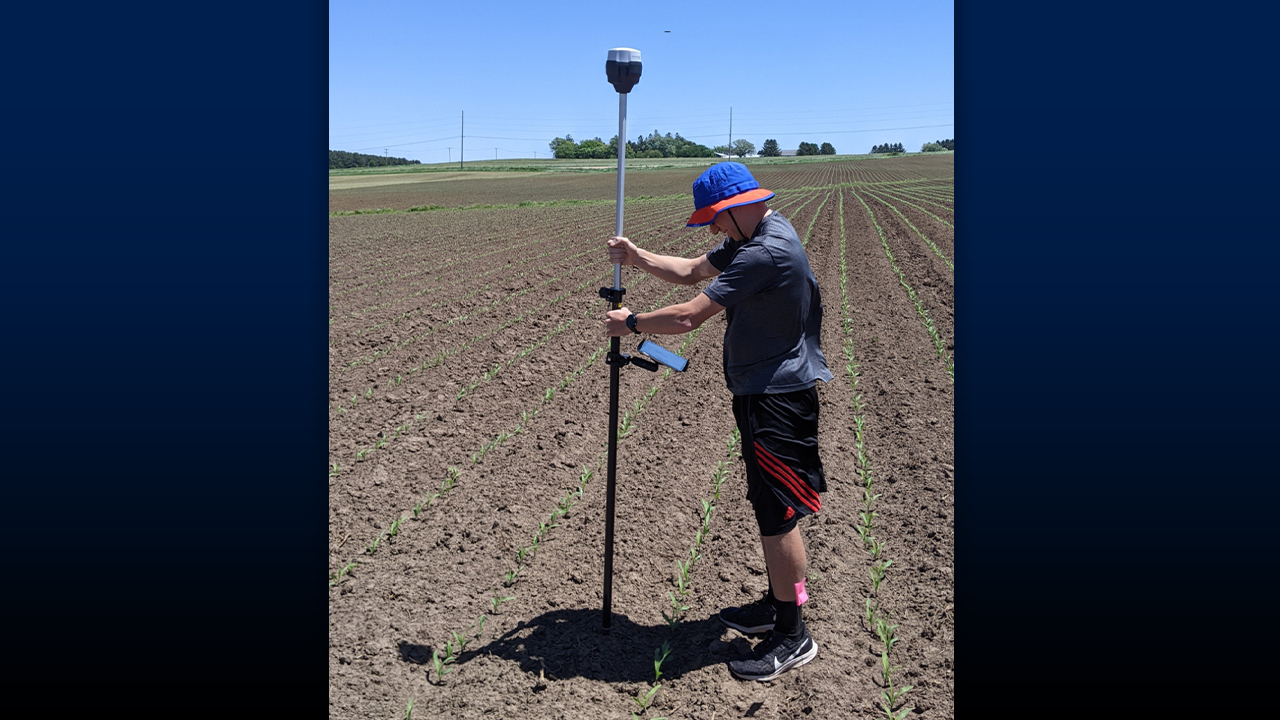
[633, 300, 706, 334]
[633, 248, 703, 285]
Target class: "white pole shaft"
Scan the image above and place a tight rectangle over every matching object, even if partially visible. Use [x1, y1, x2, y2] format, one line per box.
[613, 92, 627, 291]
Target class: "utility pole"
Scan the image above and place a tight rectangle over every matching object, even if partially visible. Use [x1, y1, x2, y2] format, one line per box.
[447, 147, 451, 163]
[460, 111, 464, 170]
[495, 148, 498, 160]
[729, 107, 732, 158]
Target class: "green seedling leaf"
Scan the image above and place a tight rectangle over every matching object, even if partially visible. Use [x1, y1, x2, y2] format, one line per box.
[653, 640, 672, 681]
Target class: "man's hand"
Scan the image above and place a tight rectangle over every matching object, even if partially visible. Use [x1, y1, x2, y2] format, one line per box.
[605, 307, 632, 337]
[607, 236, 639, 266]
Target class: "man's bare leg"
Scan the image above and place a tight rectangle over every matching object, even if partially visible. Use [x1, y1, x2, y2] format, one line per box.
[761, 525, 807, 603]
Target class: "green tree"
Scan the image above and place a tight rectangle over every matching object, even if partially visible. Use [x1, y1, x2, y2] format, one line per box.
[819, 142, 835, 155]
[796, 141, 819, 156]
[759, 139, 781, 157]
[712, 144, 731, 155]
[549, 135, 578, 159]
[921, 142, 945, 152]
[578, 137, 610, 159]
[732, 139, 756, 157]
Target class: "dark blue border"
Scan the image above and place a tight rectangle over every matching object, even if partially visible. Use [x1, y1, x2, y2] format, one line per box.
[4, 1, 1278, 710]
[959, 2, 1278, 708]
[1, 4, 323, 703]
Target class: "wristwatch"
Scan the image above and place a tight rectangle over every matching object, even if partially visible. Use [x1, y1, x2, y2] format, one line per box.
[625, 313, 640, 334]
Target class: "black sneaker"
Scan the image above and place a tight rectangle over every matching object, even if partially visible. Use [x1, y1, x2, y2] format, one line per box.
[719, 594, 776, 634]
[727, 627, 818, 682]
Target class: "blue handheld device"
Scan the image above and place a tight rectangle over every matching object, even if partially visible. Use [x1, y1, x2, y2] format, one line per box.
[637, 339, 688, 372]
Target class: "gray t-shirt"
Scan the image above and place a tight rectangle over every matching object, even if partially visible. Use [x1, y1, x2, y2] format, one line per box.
[702, 212, 834, 395]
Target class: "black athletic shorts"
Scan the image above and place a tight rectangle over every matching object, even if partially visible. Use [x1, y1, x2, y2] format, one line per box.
[732, 384, 826, 537]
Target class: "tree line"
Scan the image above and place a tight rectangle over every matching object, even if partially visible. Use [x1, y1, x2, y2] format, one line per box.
[752, 139, 835, 156]
[871, 143, 905, 154]
[549, 130, 715, 159]
[796, 142, 836, 156]
[921, 138, 954, 152]
[550, 134, 840, 159]
[329, 150, 421, 169]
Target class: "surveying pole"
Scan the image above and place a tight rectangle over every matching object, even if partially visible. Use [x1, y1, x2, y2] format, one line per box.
[600, 47, 642, 630]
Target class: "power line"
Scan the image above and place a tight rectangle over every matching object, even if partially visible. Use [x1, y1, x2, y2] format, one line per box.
[683, 123, 954, 141]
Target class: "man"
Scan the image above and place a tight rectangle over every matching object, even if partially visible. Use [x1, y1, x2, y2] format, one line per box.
[604, 162, 833, 681]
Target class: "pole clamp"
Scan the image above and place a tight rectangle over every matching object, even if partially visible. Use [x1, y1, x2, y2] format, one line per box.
[598, 286, 626, 305]
[605, 351, 658, 372]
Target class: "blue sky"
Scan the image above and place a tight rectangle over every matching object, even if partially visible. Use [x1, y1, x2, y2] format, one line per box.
[329, 1, 953, 162]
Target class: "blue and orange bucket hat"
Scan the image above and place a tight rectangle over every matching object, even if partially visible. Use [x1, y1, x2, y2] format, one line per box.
[685, 162, 775, 227]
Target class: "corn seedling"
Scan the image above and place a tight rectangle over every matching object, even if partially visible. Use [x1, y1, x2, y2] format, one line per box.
[880, 651, 903, 688]
[632, 684, 661, 713]
[404, 698, 413, 719]
[662, 591, 690, 628]
[387, 516, 403, 538]
[880, 689, 914, 720]
[431, 649, 451, 681]
[504, 568, 521, 586]
[859, 510, 878, 534]
[869, 537, 886, 560]
[863, 488, 882, 510]
[864, 597, 878, 626]
[329, 463, 343, 477]
[329, 562, 357, 587]
[875, 617, 899, 651]
[869, 559, 892, 593]
[653, 640, 672, 682]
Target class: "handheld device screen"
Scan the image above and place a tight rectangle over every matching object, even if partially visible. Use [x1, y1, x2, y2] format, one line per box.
[637, 339, 688, 372]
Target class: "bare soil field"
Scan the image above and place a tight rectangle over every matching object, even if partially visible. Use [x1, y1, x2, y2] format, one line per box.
[329, 155, 954, 719]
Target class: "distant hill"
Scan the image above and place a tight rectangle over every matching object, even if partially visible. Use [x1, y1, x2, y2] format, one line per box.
[330, 150, 421, 169]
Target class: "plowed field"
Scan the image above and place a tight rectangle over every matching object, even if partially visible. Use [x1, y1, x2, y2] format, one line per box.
[329, 154, 955, 719]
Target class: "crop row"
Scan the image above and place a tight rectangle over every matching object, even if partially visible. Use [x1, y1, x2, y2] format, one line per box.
[863, 190, 953, 271]
[834, 191, 915, 719]
[628, 428, 739, 719]
[329, 275, 706, 582]
[849, 188, 954, 380]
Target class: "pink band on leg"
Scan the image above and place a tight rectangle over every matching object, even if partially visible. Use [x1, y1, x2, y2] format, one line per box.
[794, 579, 808, 605]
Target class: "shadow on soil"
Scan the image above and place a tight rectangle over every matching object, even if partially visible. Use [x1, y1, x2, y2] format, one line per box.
[399, 608, 757, 683]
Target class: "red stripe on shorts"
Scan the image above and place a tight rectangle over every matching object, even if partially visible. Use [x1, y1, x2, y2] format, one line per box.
[753, 441, 821, 512]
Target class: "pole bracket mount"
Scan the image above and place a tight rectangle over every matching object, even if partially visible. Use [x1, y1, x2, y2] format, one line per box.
[606, 351, 658, 372]
[598, 286, 626, 305]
